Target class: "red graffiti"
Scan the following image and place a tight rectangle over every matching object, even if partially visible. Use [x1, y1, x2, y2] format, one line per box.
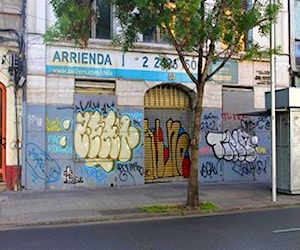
[144, 118, 190, 180]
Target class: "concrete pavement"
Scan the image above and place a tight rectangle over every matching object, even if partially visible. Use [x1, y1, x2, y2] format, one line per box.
[1, 181, 300, 228]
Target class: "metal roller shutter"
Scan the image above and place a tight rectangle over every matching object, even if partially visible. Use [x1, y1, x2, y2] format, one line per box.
[75, 80, 115, 95]
[144, 85, 192, 181]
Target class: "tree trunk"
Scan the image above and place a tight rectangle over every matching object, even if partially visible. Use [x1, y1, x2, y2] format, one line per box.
[186, 84, 205, 209]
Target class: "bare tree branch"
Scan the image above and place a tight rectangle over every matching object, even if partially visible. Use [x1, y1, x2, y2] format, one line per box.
[165, 25, 198, 85]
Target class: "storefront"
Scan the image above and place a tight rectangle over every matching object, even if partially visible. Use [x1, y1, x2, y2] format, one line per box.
[21, 41, 276, 189]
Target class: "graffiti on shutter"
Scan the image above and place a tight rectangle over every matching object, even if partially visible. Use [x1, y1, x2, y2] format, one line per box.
[144, 85, 192, 181]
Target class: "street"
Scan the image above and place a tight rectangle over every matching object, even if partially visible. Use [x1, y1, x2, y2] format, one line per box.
[0, 207, 300, 250]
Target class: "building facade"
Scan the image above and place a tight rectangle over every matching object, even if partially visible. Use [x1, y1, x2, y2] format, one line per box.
[0, 0, 25, 190]
[0, 0, 294, 190]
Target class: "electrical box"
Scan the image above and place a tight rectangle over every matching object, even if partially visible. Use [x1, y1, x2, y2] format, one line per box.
[265, 87, 300, 194]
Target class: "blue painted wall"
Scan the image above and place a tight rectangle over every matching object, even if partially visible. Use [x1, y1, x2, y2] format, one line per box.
[199, 108, 271, 183]
[23, 99, 144, 189]
[22, 102, 270, 189]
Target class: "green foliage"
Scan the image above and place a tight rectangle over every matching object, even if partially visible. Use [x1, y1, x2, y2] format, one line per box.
[141, 202, 218, 214]
[45, 0, 282, 75]
[44, 0, 94, 47]
[112, 0, 281, 78]
[200, 202, 218, 212]
[142, 204, 171, 213]
[111, 0, 281, 210]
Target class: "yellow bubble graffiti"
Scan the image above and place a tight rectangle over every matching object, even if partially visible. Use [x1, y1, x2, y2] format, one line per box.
[74, 110, 141, 172]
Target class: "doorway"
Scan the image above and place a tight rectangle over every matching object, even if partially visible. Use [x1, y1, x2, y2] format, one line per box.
[144, 84, 192, 181]
[0, 83, 6, 182]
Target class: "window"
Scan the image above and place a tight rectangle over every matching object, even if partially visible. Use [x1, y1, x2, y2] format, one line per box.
[75, 80, 115, 95]
[296, 41, 300, 66]
[142, 27, 157, 43]
[139, 2, 175, 43]
[90, 0, 168, 43]
[140, 27, 169, 43]
[91, 0, 112, 39]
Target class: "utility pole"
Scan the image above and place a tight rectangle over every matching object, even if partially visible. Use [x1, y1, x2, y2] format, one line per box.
[270, 0, 277, 202]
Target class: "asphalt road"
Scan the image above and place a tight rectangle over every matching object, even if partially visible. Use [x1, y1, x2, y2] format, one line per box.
[1, 207, 300, 250]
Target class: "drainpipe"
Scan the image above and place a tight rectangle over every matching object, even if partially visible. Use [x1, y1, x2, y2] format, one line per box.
[15, 0, 27, 191]
[12, 50, 26, 191]
[21, 0, 27, 102]
[14, 77, 21, 191]
[287, 0, 294, 86]
[12, 0, 27, 191]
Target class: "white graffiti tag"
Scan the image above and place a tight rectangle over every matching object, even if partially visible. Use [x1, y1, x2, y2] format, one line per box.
[206, 128, 258, 163]
[74, 110, 141, 172]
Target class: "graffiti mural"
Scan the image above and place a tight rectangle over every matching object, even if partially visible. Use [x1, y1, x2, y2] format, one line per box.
[24, 105, 76, 189]
[26, 143, 62, 184]
[200, 160, 223, 179]
[46, 116, 63, 132]
[46, 114, 73, 156]
[46, 116, 72, 132]
[144, 118, 191, 180]
[74, 106, 141, 172]
[206, 120, 258, 163]
[201, 112, 221, 132]
[200, 157, 270, 180]
[64, 165, 83, 184]
[23, 93, 272, 189]
[200, 109, 271, 182]
[80, 165, 107, 185]
[232, 159, 268, 177]
[25, 102, 144, 189]
[116, 161, 144, 185]
[48, 134, 73, 154]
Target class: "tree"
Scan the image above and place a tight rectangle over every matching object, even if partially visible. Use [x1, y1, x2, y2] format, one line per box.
[111, 0, 281, 209]
[44, 0, 94, 47]
[45, 0, 281, 209]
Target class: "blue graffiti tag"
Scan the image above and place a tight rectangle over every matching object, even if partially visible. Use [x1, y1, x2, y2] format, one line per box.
[26, 143, 62, 183]
[80, 165, 107, 184]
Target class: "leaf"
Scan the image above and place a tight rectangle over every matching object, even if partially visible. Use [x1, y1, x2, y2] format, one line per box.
[44, 0, 94, 47]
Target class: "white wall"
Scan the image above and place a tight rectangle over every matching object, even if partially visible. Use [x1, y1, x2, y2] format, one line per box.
[27, 0, 47, 34]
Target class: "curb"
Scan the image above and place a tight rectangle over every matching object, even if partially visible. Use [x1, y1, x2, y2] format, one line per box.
[2, 202, 300, 229]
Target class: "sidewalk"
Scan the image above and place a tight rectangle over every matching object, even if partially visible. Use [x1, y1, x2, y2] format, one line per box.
[1, 181, 300, 228]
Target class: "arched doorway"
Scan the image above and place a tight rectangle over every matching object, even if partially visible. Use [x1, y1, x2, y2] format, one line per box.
[0, 83, 6, 182]
[144, 84, 192, 181]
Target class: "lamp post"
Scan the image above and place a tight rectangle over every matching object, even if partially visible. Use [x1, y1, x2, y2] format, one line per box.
[270, 0, 277, 202]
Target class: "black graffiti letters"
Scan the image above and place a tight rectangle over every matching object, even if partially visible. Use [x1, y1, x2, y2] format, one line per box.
[232, 160, 267, 177]
[201, 113, 220, 132]
[117, 162, 144, 185]
[200, 161, 222, 179]
[255, 116, 270, 130]
[64, 165, 84, 184]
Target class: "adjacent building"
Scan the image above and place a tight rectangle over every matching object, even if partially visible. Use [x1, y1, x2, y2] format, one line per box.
[0, 0, 25, 190]
[0, 0, 298, 190]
